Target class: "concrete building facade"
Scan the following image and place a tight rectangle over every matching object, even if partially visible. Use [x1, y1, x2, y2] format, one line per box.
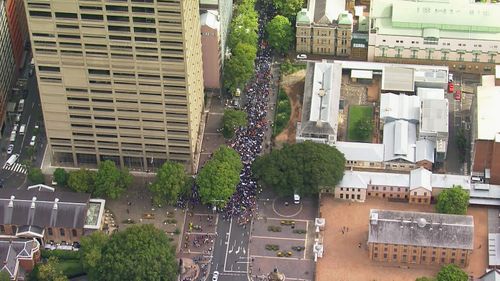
[200, 11, 220, 89]
[0, 0, 15, 134]
[368, 0, 500, 74]
[24, 0, 205, 171]
[368, 209, 474, 267]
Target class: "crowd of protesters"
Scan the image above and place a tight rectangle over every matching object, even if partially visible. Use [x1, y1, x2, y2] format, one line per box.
[222, 2, 275, 225]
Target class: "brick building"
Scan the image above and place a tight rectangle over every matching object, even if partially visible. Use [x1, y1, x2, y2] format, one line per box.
[368, 209, 474, 267]
[0, 238, 41, 281]
[0, 188, 105, 247]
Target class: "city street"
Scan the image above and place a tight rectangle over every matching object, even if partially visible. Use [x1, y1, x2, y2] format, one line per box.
[0, 57, 46, 190]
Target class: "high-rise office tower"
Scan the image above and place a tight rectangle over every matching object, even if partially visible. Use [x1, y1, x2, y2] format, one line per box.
[24, 0, 204, 172]
[0, 0, 15, 131]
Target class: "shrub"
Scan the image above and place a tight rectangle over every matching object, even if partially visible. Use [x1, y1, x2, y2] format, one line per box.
[41, 249, 81, 260]
[265, 244, 280, 251]
[293, 229, 307, 234]
[267, 225, 282, 232]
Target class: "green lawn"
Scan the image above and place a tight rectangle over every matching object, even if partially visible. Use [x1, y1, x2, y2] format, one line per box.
[347, 105, 373, 142]
[57, 259, 85, 278]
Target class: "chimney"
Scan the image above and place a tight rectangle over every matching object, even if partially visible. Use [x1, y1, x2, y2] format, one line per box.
[8, 196, 14, 208]
[53, 198, 59, 210]
[30, 197, 37, 209]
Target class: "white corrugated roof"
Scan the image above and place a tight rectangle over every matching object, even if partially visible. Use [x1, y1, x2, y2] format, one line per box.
[382, 66, 414, 92]
[335, 141, 384, 162]
[431, 174, 470, 190]
[383, 120, 417, 162]
[351, 69, 373, 79]
[337, 170, 410, 189]
[380, 93, 420, 122]
[416, 139, 435, 163]
[417, 87, 445, 100]
[420, 99, 449, 134]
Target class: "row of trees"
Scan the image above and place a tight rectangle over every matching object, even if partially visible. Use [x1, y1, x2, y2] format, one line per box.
[52, 160, 132, 199]
[29, 225, 177, 281]
[416, 264, 468, 281]
[222, 109, 247, 138]
[224, 0, 259, 94]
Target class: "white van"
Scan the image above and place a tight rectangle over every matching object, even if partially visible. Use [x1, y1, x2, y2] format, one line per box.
[5, 154, 19, 166]
[9, 130, 16, 142]
[294, 194, 301, 204]
[19, 124, 26, 135]
[17, 99, 25, 113]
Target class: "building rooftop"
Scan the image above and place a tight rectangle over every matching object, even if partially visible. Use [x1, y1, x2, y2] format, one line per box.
[297, 0, 346, 24]
[417, 87, 445, 100]
[382, 66, 414, 92]
[335, 141, 384, 162]
[383, 120, 417, 162]
[297, 61, 341, 142]
[368, 209, 474, 250]
[0, 189, 91, 229]
[416, 139, 435, 163]
[370, 0, 500, 41]
[420, 99, 449, 134]
[410, 167, 432, 191]
[0, 238, 39, 280]
[380, 93, 420, 122]
[479, 269, 500, 281]
[476, 75, 500, 141]
[200, 11, 220, 30]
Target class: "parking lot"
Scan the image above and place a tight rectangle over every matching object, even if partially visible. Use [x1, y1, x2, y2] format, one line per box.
[249, 195, 317, 280]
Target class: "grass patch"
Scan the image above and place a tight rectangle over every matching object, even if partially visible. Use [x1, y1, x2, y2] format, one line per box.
[273, 88, 291, 137]
[57, 259, 85, 278]
[280, 59, 306, 76]
[347, 105, 373, 142]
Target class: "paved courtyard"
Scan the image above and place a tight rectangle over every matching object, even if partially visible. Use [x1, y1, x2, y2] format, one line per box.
[249, 194, 317, 280]
[317, 196, 488, 281]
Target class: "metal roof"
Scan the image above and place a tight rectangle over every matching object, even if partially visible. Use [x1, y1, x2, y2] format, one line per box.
[335, 141, 384, 162]
[351, 69, 373, 79]
[382, 66, 414, 92]
[417, 87, 445, 100]
[369, 209, 474, 250]
[380, 93, 420, 122]
[420, 99, 449, 134]
[370, 0, 500, 41]
[416, 139, 435, 163]
[409, 167, 432, 191]
[476, 76, 500, 140]
[383, 120, 417, 162]
[200, 11, 220, 30]
[479, 269, 500, 281]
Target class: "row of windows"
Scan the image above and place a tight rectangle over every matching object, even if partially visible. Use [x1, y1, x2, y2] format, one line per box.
[373, 252, 466, 264]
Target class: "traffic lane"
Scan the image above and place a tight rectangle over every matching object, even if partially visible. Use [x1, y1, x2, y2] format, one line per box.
[224, 220, 250, 273]
[211, 218, 231, 273]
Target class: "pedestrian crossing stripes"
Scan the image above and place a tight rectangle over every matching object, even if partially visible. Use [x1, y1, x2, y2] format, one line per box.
[2, 162, 27, 174]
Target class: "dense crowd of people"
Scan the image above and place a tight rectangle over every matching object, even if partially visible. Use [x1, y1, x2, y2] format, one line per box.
[222, 2, 275, 225]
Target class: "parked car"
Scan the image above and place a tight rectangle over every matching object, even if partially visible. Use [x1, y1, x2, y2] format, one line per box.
[454, 90, 462, 101]
[294, 194, 301, 204]
[212, 271, 219, 281]
[7, 144, 14, 155]
[13, 124, 18, 132]
[448, 73, 454, 82]
[448, 82, 454, 93]
[30, 136, 36, 146]
[296, 54, 307, 60]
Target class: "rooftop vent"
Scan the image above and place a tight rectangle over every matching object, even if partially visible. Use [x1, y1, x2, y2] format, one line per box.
[30, 197, 37, 209]
[417, 218, 427, 228]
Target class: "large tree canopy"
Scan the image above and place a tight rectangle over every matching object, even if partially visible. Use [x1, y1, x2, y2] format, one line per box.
[53, 168, 69, 187]
[95, 224, 178, 281]
[224, 42, 257, 94]
[223, 109, 247, 139]
[80, 231, 109, 280]
[435, 185, 469, 215]
[94, 160, 132, 199]
[436, 264, 468, 281]
[196, 146, 242, 207]
[68, 168, 96, 193]
[272, 0, 304, 21]
[252, 141, 345, 196]
[266, 15, 294, 54]
[149, 161, 187, 206]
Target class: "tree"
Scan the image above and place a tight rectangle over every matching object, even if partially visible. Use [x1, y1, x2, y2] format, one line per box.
[95, 224, 178, 281]
[28, 168, 44, 185]
[436, 185, 470, 215]
[80, 231, 109, 280]
[228, 14, 258, 49]
[416, 277, 435, 281]
[224, 43, 257, 94]
[149, 162, 187, 206]
[353, 118, 372, 141]
[436, 264, 468, 281]
[36, 257, 68, 281]
[94, 160, 132, 199]
[222, 109, 247, 138]
[53, 168, 69, 187]
[68, 169, 96, 193]
[0, 271, 10, 281]
[266, 15, 294, 54]
[252, 141, 346, 196]
[272, 0, 304, 21]
[196, 146, 242, 207]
